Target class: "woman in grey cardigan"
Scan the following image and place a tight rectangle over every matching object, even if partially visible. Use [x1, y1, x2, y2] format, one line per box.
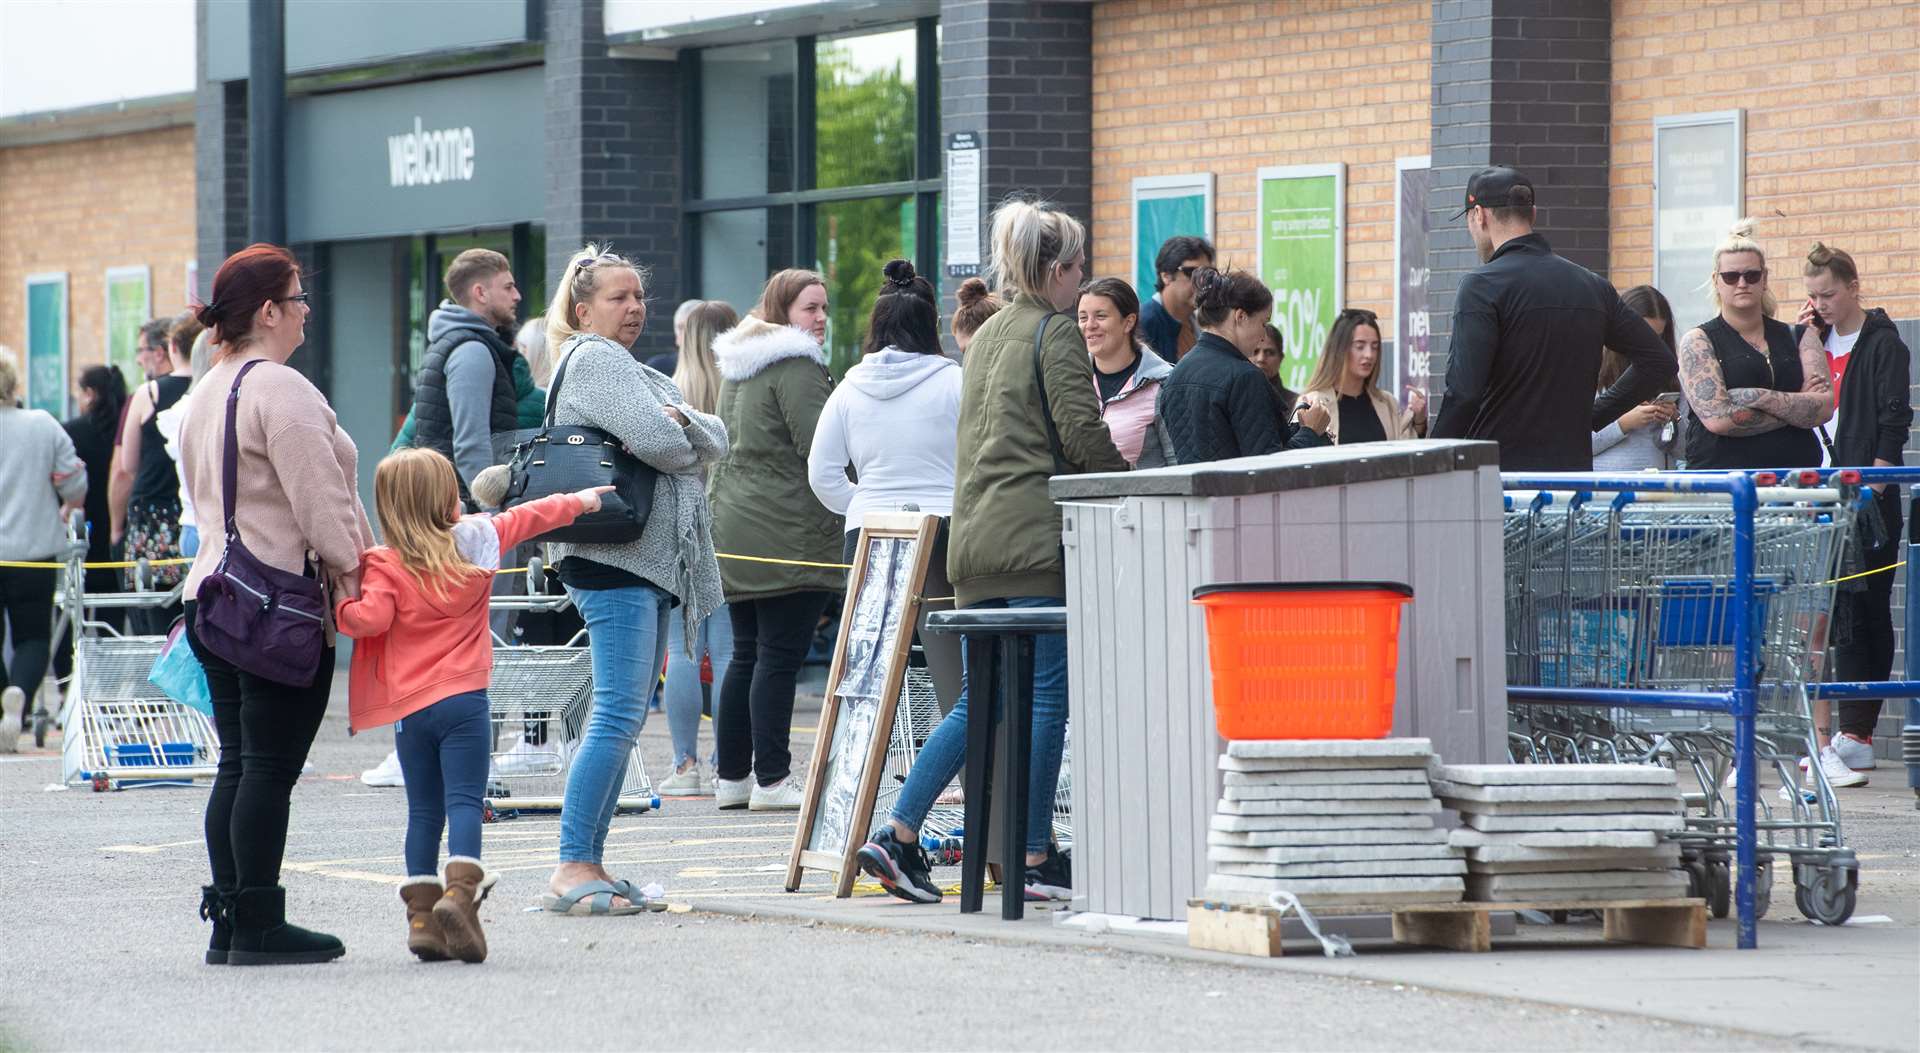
[0, 346, 88, 751]
[538, 247, 728, 915]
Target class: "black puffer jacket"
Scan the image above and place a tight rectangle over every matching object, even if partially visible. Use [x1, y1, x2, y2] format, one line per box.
[1153, 332, 1328, 464]
[1795, 308, 1912, 469]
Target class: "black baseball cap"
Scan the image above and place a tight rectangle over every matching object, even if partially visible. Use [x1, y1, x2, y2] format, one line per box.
[1451, 166, 1535, 219]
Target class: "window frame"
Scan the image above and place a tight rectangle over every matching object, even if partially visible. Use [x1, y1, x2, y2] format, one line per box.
[681, 17, 941, 300]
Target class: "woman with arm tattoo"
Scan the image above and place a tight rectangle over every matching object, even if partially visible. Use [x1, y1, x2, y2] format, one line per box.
[1679, 220, 1830, 469]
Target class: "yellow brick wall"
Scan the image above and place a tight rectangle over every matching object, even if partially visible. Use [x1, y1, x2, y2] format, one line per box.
[1611, 0, 1920, 322]
[0, 125, 197, 405]
[1090, 0, 1430, 338]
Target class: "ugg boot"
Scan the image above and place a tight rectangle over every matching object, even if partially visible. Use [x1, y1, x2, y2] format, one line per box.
[432, 858, 496, 964]
[228, 886, 346, 966]
[399, 878, 449, 962]
[200, 885, 235, 965]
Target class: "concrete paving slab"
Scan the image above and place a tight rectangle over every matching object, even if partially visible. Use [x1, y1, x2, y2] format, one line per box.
[1448, 829, 1662, 849]
[1222, 767, 1429, 786]
[1459, 812, 1687, 833]
[1222, 781, 1436, 801]
[1466, 844, 1683, 865]
[1218, 754, 1431, 772]
[1468, 870, 1692, 895]
[1209, 843, 1463, 864]
[1433, 778, 1685, 803]
[1211, 812, 1439, 833]
[1212, 858, 1468, 879]
[1443, 796, 1683, 816]
[1431, 763, 1678, 787]
[1203, 873, 1465, 904]
[1226, 738, 1433, 759]
[1208, 826, 1454, 847]
[1219, 796, 1443, 816]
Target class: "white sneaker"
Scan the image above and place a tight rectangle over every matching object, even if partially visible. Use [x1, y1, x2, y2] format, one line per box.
[492, 738, 557, 776]
[749, 774, 805, 811]
[714, 775, 752, 810]
[0, 686, 23, 753]
[1817, 745, 1868, 788]
[360, 749, 405, 787]
[658, 760, 708, 796]
[1829, 733, 1876, 771]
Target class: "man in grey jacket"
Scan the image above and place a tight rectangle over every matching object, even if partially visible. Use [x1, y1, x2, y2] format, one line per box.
[412, 249, 524, 501]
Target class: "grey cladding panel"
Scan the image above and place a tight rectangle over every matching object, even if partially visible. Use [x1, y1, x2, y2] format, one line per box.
[1049, 440, 1500, 500]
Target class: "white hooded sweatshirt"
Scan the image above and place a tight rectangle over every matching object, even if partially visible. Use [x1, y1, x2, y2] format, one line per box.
[807, 346, 962, 527]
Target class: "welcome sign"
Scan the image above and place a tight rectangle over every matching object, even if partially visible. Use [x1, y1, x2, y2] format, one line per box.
[1256, 164, 1345, 392]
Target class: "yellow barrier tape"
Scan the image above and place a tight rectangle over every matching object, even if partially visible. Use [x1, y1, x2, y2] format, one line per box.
[0, 558, 194, 570]
[715, 552, 853, 570]
[1825, 560, 1904, 587]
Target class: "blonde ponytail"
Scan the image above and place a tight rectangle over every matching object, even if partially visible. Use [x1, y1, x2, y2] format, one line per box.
[545, 243, 647, 355]
[985, 198, 1086, 302]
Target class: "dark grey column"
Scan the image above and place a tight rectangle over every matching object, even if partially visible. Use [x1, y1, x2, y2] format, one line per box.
[939, 0, 1093, 311]
[545, 0, 682, 359]
[194, 0, 248, 291]
[1426, 0, 1611, 381]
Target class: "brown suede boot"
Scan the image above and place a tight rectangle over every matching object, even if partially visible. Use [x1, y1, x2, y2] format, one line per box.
[400, 878, 449, 962]
[433, 858, 495, 964]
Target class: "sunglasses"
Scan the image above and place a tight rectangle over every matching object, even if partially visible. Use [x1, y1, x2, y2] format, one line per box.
[1717, 269, 1766, 287]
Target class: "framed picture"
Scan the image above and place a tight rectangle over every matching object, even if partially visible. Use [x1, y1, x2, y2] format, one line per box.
[1255, 163, 1346, 392]
[1393, 155, 1432, 398]
[25, 272, 69, 417]
[1131, 174, 1215, 295]
[105, 265, 153, 387]
[1654, 110, 1744, 331]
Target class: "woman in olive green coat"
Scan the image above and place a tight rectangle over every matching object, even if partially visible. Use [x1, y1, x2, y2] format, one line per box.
[707, 270, 842, 811]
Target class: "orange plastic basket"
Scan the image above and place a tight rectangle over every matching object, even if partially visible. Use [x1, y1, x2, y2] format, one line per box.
[1191, 581, 1413, 740]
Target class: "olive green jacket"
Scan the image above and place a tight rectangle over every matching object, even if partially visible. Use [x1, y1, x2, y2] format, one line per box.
[707, 316, 845, 600]
[950, 291, 1128, 607]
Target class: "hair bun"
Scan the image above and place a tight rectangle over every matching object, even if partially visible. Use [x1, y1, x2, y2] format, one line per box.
[955, 276, 989, 307]
[1727, 217, 1757, 240]
[1190, 266, 1224, 308]
[1807, 241, 1833, 264]
[883, 258, 917, 288]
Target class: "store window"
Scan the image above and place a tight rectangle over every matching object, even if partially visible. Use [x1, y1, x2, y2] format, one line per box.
[688, 19, 940, 376]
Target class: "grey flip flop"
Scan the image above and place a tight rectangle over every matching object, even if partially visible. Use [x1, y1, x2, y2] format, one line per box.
[608, 878, 670, 912]
[540, 880, 647, 916]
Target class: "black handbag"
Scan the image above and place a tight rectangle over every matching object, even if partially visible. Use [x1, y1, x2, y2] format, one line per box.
[503, 342, 656, 544]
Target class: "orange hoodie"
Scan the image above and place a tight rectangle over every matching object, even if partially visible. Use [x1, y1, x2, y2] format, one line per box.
[336, 493, 586, 733]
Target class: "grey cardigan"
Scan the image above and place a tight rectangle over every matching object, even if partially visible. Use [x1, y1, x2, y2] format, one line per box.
[544, 333, 730, 650]
[0, 407, 87, 561]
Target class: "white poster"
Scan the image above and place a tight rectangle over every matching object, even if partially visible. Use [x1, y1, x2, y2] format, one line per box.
[1654, 111, 1744, 331]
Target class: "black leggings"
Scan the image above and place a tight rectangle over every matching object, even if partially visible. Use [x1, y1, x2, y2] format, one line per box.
[184, 601, 335, 891]
[1834, 488, 1903, 739]
[53, 567, 122, 685]
[0, 562, 57, 707]
[714, 590, 832, 786]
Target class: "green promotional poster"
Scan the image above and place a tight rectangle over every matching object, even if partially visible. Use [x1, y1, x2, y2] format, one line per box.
[26, 276, 68, 417]
[1257, 166, 1344, 392]
[1132, 176, 1211, 295]
[105, 268, 151, 388]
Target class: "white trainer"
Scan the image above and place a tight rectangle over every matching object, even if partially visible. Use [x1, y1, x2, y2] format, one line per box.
[658, 760, 708, 796]
[714, 775, 752, 810]
[0, 686, 23, 753]
[1817, 745, 1867, 788]
[749, 774, 805, 811]
[492, 738, 560, 776]
[360, 748, 405, 787]
[1829, 733, 1876, 771]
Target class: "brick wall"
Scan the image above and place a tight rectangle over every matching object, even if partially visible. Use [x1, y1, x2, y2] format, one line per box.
[0, 125, 197, 391]
[1089, 0, 1430, 329]
[1609, 0, 1920, 322]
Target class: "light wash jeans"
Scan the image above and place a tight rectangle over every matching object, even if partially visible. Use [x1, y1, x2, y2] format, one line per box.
[887, 597, 1067, 855]
[559, 583, 669, 864]
[664, 603, 732, 768]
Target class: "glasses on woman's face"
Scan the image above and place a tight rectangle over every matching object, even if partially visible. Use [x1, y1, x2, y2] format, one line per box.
[277, 293, 312, 305]
[1717, 269, 1765, 287]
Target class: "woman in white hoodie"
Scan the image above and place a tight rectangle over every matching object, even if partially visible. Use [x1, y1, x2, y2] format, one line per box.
[808, 260, 964, 713]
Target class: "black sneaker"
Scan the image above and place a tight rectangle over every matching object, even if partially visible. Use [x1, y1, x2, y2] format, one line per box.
[1023, 844, 1072, 902]
[856, 828, 942, 904]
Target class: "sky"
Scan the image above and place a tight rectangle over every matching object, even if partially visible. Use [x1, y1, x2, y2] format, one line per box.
[0, 0, 194, 120]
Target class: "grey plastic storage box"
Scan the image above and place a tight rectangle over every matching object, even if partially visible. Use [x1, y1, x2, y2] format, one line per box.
[1049, 439, 1507, 920]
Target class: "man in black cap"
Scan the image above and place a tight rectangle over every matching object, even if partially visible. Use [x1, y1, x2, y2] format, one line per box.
[1430, 167, 1676, 470]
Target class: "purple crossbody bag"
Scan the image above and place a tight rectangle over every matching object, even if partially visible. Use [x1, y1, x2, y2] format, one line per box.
[192, 359, 329, 686]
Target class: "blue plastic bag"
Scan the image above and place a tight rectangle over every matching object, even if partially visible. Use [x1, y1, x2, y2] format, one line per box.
[149, 619, 213, 717]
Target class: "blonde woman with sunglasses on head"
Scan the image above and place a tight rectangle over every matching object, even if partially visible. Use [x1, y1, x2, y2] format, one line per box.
[1676, 220, 1831, 470]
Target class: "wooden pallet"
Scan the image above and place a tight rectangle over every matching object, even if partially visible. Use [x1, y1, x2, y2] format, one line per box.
[1186, 897, 1707, 956]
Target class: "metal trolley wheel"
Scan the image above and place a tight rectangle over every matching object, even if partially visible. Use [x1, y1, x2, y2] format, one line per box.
[32, 709, 52, 749]
[1795, 862, 1858, 927]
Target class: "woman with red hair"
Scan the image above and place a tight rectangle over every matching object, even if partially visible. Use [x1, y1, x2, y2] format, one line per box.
[179, 244, 376, 965]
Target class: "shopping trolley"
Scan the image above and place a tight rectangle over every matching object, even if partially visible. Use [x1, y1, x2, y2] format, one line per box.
[1502, 470, 1867, 948]
[53, 513, 217, 791]
[480, 557, 657, 820]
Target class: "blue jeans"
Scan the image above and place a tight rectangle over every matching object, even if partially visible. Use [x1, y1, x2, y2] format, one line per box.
[560, 583, 669, 864]
[180, 525, 200, 559]
[665, 603, 732, 767]
[888, 597, 1067, 855]
[394, 690, 492, 876]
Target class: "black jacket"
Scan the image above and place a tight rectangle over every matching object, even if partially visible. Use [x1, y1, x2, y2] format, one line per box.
[412, 315, 519, 498]
[1431, 233, 1676, 471]
[1154, 332, 1327, 464]
[62, 414, 116, 562]
[1796, 308, 1912, 468]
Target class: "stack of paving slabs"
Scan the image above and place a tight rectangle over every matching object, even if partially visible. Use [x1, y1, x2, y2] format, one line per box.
[1203, 739, 1466, 908]
[1431, 763, 1689, 903]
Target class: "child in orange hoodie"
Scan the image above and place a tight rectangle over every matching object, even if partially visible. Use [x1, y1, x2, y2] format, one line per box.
[337, 448, 608, 964]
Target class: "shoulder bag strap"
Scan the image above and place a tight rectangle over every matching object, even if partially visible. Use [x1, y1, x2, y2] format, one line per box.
[222, 359, 266, 541]
[543, 341, 577, 427]
[1031, 313, 1068, 475]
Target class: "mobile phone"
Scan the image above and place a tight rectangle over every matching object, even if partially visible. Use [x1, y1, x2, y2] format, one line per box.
[1805, 297, 1831, 336]
[1653, 392, 1680, 407]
